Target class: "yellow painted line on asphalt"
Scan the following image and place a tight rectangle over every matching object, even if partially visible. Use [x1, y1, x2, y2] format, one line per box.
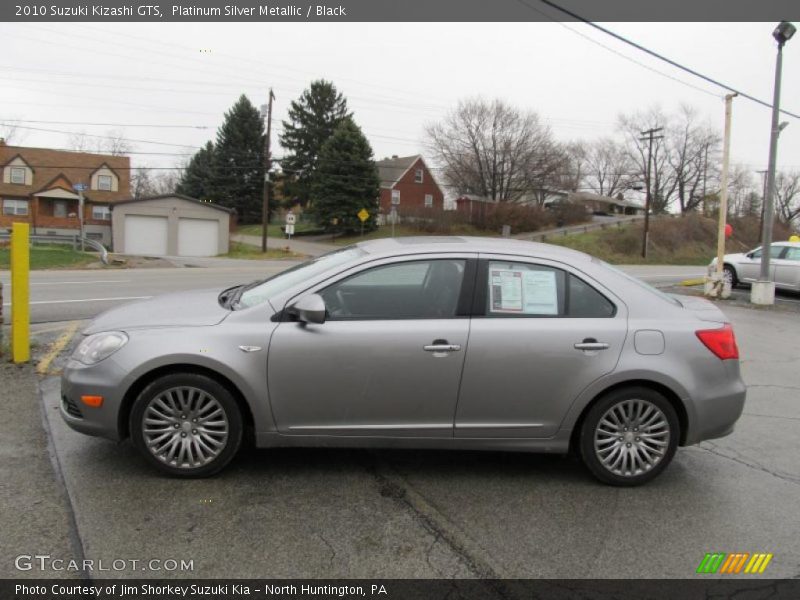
[680, 278, 706, 286]
[36, 321, 80, 376]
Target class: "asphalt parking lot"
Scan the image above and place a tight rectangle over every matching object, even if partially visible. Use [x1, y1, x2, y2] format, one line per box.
[19, 300, 799, 580]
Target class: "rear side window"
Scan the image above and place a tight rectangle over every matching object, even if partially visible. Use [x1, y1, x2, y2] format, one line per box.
[481, 261, 615, 318]
[567, 274, 616, 318]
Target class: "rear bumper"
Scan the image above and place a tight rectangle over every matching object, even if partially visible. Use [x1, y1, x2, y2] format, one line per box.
[683, 364, 746, 446]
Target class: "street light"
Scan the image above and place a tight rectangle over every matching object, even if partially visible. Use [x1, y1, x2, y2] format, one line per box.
[751, 21, 794, 306]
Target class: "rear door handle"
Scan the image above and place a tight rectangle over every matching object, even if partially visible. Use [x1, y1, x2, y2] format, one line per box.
[574, 337, 609, 351]
[424, 339, 461, 352]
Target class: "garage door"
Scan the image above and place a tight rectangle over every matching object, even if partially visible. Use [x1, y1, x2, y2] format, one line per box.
[178, 218, 219, 257]
[124, 215, 168, 256]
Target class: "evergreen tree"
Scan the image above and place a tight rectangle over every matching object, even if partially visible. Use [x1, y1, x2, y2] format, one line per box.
[280, 80, 351, 204]
[310, 119, 380, 233]
[176, 141, 215, 200]
[211, 95, 265, 221]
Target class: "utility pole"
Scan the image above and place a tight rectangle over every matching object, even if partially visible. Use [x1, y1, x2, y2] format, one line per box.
[756, 169, 768, 243]
[260, 88, 275, 253]
[706, 93, 737, 299]
[639, 127, 664, 258]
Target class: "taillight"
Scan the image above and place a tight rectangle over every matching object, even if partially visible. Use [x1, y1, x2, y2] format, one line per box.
[696, 323, 739, 360]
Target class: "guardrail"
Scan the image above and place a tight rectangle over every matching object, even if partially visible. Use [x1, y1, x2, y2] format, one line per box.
[0, 232, 109, 264]
[515, 214, 677, 242]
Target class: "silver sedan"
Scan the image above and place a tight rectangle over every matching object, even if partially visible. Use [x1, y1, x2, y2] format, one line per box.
[710, 241, 800, 290]
[61, 237, 746, 486]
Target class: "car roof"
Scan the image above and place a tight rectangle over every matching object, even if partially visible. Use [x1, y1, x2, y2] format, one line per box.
[355, 236, 595, 262]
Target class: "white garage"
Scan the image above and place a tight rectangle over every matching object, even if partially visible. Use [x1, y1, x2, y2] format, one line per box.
[111, 194, 232, 257]
[123, 215, 168, 256]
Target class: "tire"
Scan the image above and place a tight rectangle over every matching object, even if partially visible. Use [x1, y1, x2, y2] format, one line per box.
[578, 386, 679, 486]
[130, 373, 243, 478]
[723, 265, 738, 288]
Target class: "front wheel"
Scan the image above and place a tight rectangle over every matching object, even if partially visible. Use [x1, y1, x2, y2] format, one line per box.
[579, 387, 679, 486]
[130, 373, 243, 477]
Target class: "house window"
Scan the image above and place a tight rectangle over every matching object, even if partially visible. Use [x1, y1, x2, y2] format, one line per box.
[415, 168, 424, 183]
[97, 175, 113, 191]
[424, 194, 433, 208]
[54, 201, 67, 218]
[2, 199, 29, 216]
[10, 167, 27, 185]
[92, 205, 111, 220]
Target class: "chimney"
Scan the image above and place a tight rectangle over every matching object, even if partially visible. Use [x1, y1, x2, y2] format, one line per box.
[0, 138, 5, 146]
[391, 154, 398, 159]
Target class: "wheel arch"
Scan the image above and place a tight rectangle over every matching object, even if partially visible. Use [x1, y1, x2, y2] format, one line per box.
[118, 363, 255, 441]
[568, 379, 689, 453]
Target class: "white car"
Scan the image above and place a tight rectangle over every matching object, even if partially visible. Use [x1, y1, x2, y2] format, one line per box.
[709, 241, 800, 291]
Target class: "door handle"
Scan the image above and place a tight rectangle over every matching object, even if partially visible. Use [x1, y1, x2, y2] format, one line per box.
[424, 339, 461, 352]
[574, 337, 609, 351]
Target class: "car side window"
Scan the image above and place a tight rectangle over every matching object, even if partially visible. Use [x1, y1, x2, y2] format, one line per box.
[781, 247, 800, 261]
[751, 245, 785, 259]
[485, 261, 565, 317]
[320, 259, 466, 320]
[567, 274, 616, 318]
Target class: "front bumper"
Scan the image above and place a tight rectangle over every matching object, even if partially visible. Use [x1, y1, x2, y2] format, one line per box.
[60, 357, 130, 441]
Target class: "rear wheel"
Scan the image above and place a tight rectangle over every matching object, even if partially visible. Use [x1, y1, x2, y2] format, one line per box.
[723, 264, 738, 288]
[579, 387, 679, 486]
[130, 373, 242, 477]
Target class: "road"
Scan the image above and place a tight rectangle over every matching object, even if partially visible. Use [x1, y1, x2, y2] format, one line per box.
[1, 263, 706, 325]
[31, 304, 800, 578]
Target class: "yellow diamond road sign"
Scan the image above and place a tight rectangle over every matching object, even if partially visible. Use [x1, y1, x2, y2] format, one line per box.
[357, 208, 369, 222]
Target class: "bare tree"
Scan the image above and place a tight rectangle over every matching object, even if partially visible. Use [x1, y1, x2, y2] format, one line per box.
[726, 165, 758, 217]
[67, 130, 91, 152]
[0, 119, 26, 144]
[101, 129, 132, 156]
[618, 107, 673, 213]
[775, 171, 800, 226]
[131, 167, 180, 198]
[426, 98, 565, 203]
[66, 129, 132, 155]
[582, 137, 634, 197]
[666, 105, 721, 213]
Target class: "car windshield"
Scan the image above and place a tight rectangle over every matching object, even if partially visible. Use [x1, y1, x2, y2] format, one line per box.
[236, 246, 368, 309]
[600, 261, 681, 307]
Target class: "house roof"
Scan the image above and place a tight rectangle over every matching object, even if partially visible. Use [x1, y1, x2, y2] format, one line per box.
[0, 145, 130, 203]
[376, 155, 421, 189]
[112, 193, 236, 214]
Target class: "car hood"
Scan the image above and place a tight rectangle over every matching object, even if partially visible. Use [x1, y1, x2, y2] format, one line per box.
[711, 252, 747, 265]
[83, 288, 230, 334]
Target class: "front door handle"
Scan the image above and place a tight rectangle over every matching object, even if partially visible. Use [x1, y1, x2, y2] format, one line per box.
[574, 337, 609, 351]
[424, 339, 461, 352]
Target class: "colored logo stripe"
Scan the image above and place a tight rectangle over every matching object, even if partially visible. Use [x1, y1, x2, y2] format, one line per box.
[697, 552, 773, 574]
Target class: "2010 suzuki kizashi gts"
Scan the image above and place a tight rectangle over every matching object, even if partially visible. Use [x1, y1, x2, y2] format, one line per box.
[61, 237, 746, 485]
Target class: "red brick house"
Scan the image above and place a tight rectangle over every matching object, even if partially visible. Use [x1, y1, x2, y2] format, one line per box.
[377, 155, 444, 214]
[0, 141, 131, 245]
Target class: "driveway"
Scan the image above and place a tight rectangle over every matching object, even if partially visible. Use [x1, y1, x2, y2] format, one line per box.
[33, 303, 800, 579]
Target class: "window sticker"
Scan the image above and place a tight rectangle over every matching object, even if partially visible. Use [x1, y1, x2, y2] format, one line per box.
[489, 266, 559, 315]
[522, 270, 558, 315]
[490, 269, 523, 312]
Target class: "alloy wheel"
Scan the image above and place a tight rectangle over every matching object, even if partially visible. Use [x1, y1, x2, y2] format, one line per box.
[593, 399, 670, 477]
[142, 386, 230, 469]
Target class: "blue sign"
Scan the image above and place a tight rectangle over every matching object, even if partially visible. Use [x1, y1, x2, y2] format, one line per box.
[73, 183, 88, 191]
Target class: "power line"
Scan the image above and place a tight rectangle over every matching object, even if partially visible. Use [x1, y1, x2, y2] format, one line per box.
[534, 0, 800, 120]
[0, 119, 209, 129]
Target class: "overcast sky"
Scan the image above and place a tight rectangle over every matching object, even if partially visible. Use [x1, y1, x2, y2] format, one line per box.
[2, 21, 798, 186]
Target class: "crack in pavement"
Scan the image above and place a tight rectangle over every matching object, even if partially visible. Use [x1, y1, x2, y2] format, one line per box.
[317, 532, 336, 569]
[746, 384, 800, 392]
[742, 412, 800, 423]
[696, 442, 800, 487]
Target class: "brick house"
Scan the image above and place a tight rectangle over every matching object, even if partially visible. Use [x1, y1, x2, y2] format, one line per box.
[0, 141, 131, 246]
[377, 155, 444, 214]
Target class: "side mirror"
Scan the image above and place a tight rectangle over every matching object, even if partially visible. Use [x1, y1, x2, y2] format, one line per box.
[289, 294, 326, 324]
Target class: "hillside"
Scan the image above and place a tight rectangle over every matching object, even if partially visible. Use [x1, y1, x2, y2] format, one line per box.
[547, 215, 793, 265]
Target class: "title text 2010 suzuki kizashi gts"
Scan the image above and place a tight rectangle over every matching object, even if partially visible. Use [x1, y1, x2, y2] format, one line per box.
[61, 237, 745, 485]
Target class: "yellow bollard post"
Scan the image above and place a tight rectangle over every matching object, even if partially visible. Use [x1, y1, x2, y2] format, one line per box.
[11, 222, 30, 363]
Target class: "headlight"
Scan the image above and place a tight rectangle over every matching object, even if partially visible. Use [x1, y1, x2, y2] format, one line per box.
[72, 331, 129, 365]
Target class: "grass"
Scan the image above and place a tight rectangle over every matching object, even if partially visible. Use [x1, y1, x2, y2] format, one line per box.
[237, 223, 317, 237]
[0, 244, 98, 270]
[544, 215, 745, 265]
[223, 241, 304, 260]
